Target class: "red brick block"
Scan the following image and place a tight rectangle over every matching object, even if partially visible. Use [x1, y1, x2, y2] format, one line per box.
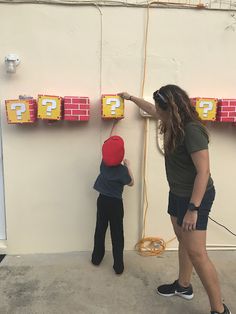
[72, 98, 81, 104]
[79, 116, 89, 121]
[63, 96, 90, 121]
[64, 100, 72, 104]
[65, 104, 79, 109]
[64, 110, 72, 115]
[65, 116, 79, 121]
[80, 104, 90, 109]
[217, 99, 236, 123]
[72, 110, 87, 115]
[218, 112, 229, 117]
[190, 98, 197, 106]
[65, 96, 79, 98]
[77, 98, 88, 104]
[221, 107, 235, 112]
[220, 118, 235, 122]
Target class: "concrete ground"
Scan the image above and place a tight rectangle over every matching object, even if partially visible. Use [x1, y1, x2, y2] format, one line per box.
[0, 251, 235, 314]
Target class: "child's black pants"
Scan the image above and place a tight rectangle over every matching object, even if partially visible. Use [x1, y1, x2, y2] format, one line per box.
[92, 194, 124, 272]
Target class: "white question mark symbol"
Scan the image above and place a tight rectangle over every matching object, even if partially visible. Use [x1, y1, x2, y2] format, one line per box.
[199, 100, 213, 118]
[11, 103, 26, 120]
[42, 99, 57, 116]
[106, 98, 121, 115]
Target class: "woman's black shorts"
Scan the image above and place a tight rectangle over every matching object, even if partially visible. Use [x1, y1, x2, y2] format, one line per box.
[167, 186, 216, 230]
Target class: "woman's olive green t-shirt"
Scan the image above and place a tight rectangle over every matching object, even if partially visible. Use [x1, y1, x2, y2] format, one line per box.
[164, 122, 214, 197]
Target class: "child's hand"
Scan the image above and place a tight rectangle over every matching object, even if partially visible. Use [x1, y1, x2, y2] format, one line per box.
[123, 159, 130, 167]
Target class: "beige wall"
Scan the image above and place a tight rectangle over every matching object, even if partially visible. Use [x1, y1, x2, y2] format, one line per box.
[0, 5, 235, 254]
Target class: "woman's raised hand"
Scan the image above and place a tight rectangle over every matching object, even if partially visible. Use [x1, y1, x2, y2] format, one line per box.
[117, 92, 131, 100]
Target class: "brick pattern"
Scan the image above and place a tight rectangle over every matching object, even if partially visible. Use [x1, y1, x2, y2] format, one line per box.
[64, 96, 90, 121]
[27, 99, 37, 123]
[216, 99, 236, 123]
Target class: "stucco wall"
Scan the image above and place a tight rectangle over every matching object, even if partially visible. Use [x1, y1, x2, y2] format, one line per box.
[0, 4, 235, 253]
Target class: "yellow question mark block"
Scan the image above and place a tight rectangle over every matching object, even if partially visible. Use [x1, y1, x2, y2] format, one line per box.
[195, 98, 217, 121]
[102, 95, 124, 119]
[6, 100, 31, 123]
[38, 95, 62, 120]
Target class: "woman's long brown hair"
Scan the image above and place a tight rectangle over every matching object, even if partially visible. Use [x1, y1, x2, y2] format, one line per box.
[153, 84, 209, 155]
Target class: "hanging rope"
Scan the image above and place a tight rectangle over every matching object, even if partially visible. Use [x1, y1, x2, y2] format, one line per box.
[135, 1, 176, 256]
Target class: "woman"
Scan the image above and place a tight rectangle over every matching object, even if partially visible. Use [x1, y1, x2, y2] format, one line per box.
[118, 85, 231, 314]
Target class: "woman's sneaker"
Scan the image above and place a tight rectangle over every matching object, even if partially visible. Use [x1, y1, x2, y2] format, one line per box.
[211, 303, 231, 314]
[157, 280, 194, 300]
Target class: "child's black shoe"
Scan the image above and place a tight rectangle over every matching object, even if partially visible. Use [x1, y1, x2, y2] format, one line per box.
[91, 259, 101, 266]
[91, 254, 103, 266]
[113, 263, 124, 275]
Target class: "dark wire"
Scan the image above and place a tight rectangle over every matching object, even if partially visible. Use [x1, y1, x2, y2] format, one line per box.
[209, 216, 236, 237]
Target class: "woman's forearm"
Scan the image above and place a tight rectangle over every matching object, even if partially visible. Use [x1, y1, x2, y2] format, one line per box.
[190, 171, 210, 206]
[118, 92, 159, 118]
[129, 96, 158, 117]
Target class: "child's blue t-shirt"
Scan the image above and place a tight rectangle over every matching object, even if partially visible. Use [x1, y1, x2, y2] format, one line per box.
[93, 161, 132, 199]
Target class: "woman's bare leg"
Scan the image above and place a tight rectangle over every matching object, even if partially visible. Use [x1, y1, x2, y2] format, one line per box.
[171, 216, 193, 287]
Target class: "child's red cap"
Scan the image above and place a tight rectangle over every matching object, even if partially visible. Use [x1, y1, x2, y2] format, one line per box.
[102, 136, 125, 166]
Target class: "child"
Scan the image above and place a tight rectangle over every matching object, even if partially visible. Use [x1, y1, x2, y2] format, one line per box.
[91, 135, 134, 274]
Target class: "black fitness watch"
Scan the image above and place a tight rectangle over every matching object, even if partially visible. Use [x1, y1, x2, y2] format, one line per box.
[188, 203, 200, 211]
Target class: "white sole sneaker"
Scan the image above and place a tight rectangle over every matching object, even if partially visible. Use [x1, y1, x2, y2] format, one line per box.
[157, 290, 194, 300]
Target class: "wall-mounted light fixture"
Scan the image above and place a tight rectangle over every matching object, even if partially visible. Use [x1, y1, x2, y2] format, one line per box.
[5, 54, 20, 73]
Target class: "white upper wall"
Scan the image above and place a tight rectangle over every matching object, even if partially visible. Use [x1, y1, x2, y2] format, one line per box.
[0, 5, 235, 253]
